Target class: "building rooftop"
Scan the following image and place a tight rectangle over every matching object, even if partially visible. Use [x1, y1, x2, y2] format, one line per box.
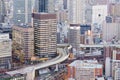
[17, 24, 32, 28]
[69, 60, 102, 68]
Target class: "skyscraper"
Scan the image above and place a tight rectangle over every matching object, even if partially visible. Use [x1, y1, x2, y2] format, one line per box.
[68, 24, 80, 51]
[13, 0, 32, 25]
[34, 0, 54, 13]
[33, 13, 57, 58]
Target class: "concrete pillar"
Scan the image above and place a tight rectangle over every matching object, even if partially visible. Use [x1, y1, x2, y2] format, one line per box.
[55, 64, 59, 71]
[26, 69, 35, 80]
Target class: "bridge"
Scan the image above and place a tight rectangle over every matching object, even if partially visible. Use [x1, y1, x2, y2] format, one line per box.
[6, 44, 72, 80]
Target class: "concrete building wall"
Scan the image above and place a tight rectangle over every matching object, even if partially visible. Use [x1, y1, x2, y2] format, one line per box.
[13, 0, 32, 25]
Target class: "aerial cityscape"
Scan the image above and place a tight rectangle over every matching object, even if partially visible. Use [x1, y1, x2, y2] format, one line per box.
[0, 0, 120, 80]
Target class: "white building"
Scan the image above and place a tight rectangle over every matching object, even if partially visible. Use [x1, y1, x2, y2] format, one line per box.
[92, 5, 108, 24]
[92, 5, 108, 30]
[0, 33, 12, 69]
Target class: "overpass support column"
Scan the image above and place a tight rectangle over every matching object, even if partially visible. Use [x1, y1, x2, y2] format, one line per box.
[26, 69, 35, 80]
[55, 64, 59, 71]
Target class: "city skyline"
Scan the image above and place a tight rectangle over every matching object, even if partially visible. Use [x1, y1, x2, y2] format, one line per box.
[0, 0, 120, 80]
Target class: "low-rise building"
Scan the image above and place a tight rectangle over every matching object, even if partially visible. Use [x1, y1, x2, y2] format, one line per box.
[67, 60, 103, 80]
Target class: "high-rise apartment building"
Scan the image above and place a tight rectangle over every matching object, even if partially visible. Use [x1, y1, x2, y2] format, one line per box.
[0, 34, 11, 69]
[13, 0, 32, 25]
[33, 13, 57, 58]
[34, 0, 54, 13]
[12, 25, 34, 60]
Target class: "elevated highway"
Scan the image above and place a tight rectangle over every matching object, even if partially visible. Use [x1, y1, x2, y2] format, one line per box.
[7, 44, 72, 80]
[80, 44, 120, 48]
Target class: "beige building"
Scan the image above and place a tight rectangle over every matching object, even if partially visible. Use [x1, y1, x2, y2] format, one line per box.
[109, 3, 120, 17]
[12, 25, 34, 60]
[33, 13, 57, 58]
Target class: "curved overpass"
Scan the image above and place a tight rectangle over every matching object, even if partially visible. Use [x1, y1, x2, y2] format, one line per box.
[7, 44, 72, 80]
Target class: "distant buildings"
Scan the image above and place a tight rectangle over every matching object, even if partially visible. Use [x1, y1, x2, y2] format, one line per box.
[67, 60, 103, 80]
[80, 25, 92, 44]
[12, 24, 34, 60]
[13, 0, 32, 25]
[68, 0, 84, 24]
[68, 24, 80, 51]
[33, 13, 57, 58]
[0, 0, 6, 23]
[102, 22, 120, 42]
[0, 34, 11, 69]
[34, 0, 54, 13]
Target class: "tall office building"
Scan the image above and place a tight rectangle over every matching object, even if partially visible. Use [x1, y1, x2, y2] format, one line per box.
[68, 24, 80, 51]
[0, 0, 6, 23]
[34, 0, 54, 13]
[33, 13, 57, 58]
[13, 0, 32, 25]
[109, 3, 120, 23]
